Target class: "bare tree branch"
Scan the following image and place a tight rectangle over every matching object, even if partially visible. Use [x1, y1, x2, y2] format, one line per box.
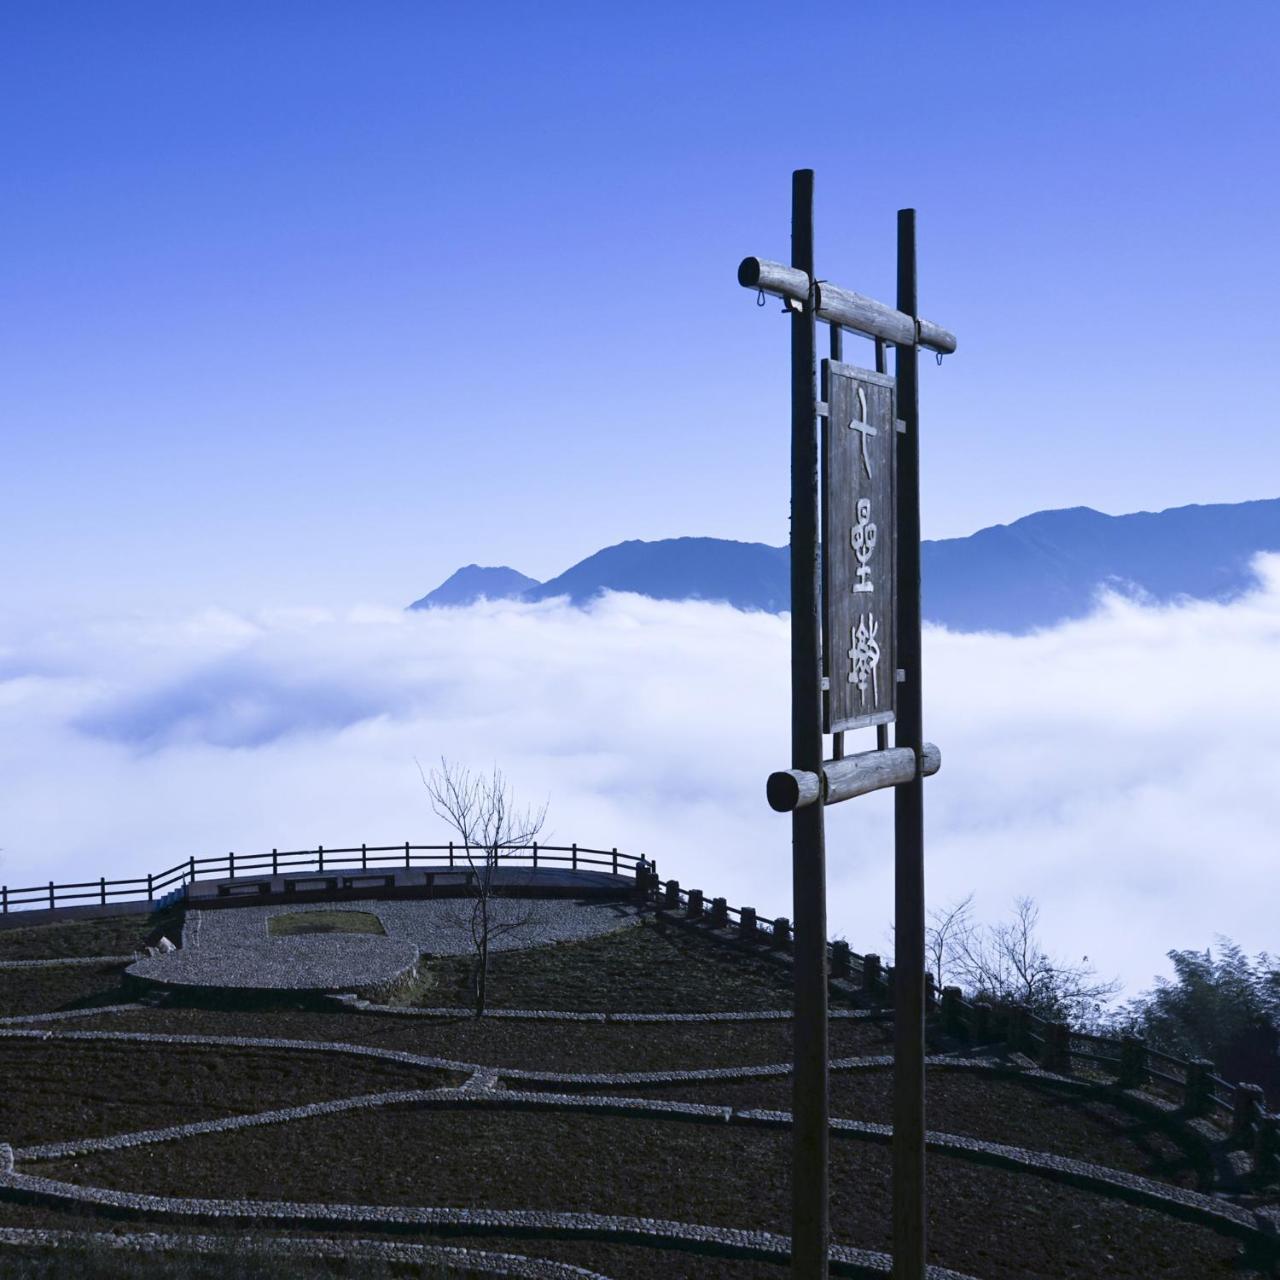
[946, 894, 1120, 1027]
[926, 893, 974, 992]
[418, 757, 548, 1017]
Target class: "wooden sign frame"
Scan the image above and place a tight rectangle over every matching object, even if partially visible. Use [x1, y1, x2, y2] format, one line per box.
[822, 360, 898, 734]
[740, 172, 956, 1280]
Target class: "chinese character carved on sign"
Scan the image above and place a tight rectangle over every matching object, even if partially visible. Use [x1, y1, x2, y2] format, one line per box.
[846, 385, 877, 478]
[850, 497, 876, 593]
[848, 613, 881, 707]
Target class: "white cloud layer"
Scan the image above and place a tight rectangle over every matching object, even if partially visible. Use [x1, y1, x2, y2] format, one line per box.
[3, 561, 1279, 998]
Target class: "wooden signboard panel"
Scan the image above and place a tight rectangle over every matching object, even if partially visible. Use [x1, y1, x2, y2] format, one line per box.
[823, 360, 897, 733]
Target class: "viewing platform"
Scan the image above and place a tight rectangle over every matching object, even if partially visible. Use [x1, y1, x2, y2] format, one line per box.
[186, 863, 636, 909]
[0, 842, 654, 925]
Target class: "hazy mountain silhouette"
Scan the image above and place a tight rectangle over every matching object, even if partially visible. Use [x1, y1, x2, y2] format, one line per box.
[410, 564, 540, 609]
[526, 537, 789, 611]
[926, 499, 1280, 632]
[408, 498, 1280, 633]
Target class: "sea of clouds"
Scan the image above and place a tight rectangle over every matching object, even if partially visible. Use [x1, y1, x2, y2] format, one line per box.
[3, 559, 1279, 998]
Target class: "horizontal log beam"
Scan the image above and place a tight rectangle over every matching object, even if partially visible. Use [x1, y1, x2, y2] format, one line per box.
[765, 743, 942, 813]
[737, 257, 957, 356]
[767, 768, 823, 813]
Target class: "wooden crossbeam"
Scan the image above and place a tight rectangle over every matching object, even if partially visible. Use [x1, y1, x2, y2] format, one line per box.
[737, 257, 957, 356]
[765, 743, 942, 812]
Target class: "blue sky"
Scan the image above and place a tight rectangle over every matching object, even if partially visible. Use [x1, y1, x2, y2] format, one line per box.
[2, 3, 1278, 615]
[2, 6, 1279, 986]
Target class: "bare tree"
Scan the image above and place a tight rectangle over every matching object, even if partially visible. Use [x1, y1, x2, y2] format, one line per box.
[950, 896, 1120, 1027]
[420, 758, 547, 1017]
[926, 892, 975, 992]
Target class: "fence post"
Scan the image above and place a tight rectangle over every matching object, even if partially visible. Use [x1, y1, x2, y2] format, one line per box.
[1183, 1058, 1215, 1116]
[2, 886, 6, 914]
[362, 843, 367, 871]
[941, 987, 964, 1037]
[663, 880, 680, 910]
[973, 1001, 993, 1044]
[49, 881, 55, 909]
[571, 842, 578, 871]
[687, 888, 704, 919]
[739, 906, 757, 939]
[447, 841, 453, 868]
[1008, 1006, 1032, 1054]
[1232, 1082, 1265, 1145]
[709, 896, 728, 928]
[612, 847, 618, 876]
[1254, 1109, 1279, 1183]
[1118, 1034, 1148, 1088]
[861, 952, 882, 996]
[830, 939, 851, 979]
[407, 841, 412, 869]
[771, 916, 791, 948]
[1040, 1022, 1070, 1073]
[146, 874, 153, 904]
[272, 848, 278, 876]
[188, 856, 195, 886]
[100, 878, 106, 907]
[229, 851, 235, 880]
[318, 846, 324, 873]
[532, 841, 538, 869]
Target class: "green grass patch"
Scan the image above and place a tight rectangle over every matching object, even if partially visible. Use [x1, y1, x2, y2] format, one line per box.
[268, 911, 385, 938]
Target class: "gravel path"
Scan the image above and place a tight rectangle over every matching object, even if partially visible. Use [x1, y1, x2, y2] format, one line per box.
[127, 935, 420, 993]
[191, 897, 642, 958]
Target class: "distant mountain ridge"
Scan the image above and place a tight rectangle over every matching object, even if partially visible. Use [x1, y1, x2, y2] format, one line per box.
[408, 497, 1280, 634]
[527, 538, 789, 612]
[413, 565, 540, 609]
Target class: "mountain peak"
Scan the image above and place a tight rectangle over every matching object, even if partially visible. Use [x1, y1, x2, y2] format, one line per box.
[525, 536, 789, 611]
[408, 564, 540, 610]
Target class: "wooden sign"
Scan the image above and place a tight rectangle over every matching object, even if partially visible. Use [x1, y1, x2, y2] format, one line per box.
[823, 360, 897, 733]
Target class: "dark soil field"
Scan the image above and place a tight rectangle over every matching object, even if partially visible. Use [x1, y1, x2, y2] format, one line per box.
[0, 901, 1272, 1280]
[0, 962, 130, 1017]
[414, 916, 863, 1013]
[0, 1039, 459, 1145]
[595, 1066, 1204, 1187]
[0, 910, 180, 961]
[33, 1111, 1255, 1280]
[57, 1004, 897, 1072]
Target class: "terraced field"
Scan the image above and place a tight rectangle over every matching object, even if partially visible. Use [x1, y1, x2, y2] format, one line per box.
[0, 901, 1275, 1279]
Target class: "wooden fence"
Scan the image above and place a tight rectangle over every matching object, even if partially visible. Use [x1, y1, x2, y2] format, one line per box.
[0, 842, 649, 915]
[655, 876, 1279, 1180]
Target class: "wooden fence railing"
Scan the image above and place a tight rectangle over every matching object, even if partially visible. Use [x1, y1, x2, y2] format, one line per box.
[654, 875, 1278, 1181]
[0, 842, 650, 916]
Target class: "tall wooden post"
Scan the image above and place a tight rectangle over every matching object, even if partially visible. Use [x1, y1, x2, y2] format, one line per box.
[892, 208, 927, 1280]
[789, 167, 830, 1279]
[827, 321, 844, 766]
